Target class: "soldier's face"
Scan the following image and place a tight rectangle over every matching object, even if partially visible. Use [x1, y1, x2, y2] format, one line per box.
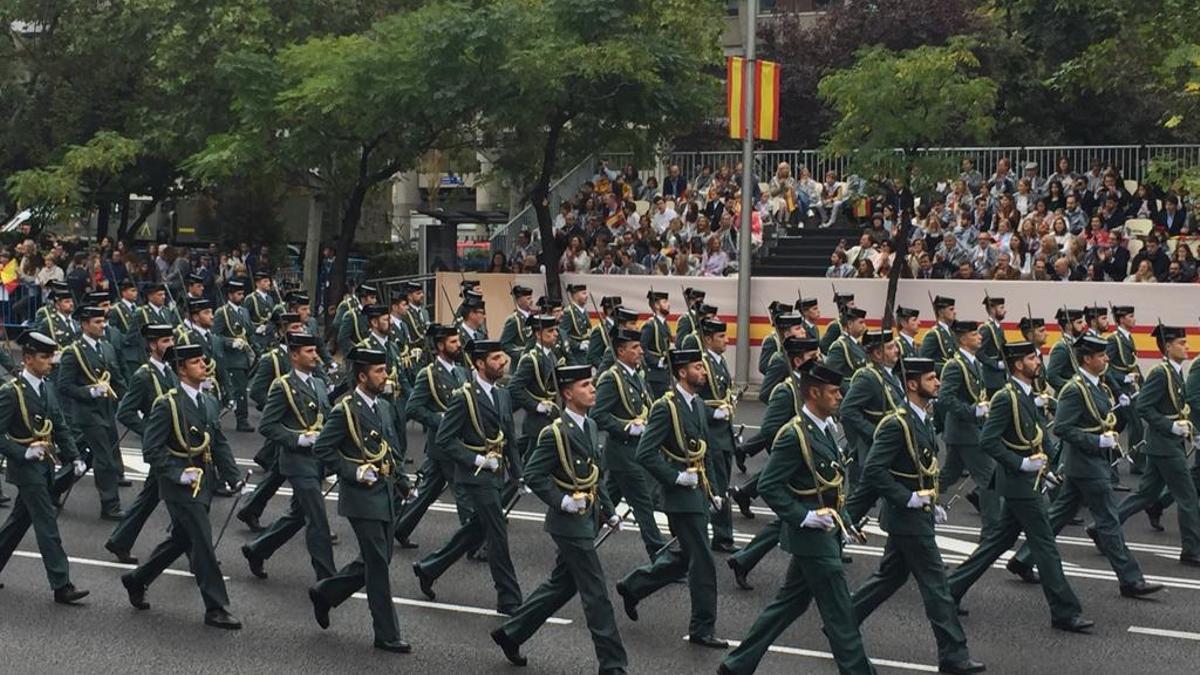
[1014, 353, 1041, 378]
[618, 342, 643, 366]
[1119, 314, 1135, 329]
[961, 330, 982, 351]
[539, 327, 559, 347]
[942, 307, 957, 322]
[880, 341, 900, 366]
[122, 287, 138, 301]
[913, 372, 940, 399]
[359, 364, 388, 395]
[293, 345, 320, 371]
[149, 291, 165, 306]
[564, 378, 596, 409]
[478, 351, 508, 381]
[296, 305, 311, 322]
[181, 356, 208, 383]
[151, 336, 174, 358]
[188, 283, 203, 296]
[363, 294, 378, 306]
[809, 383, 842, 417]
[1070, 318, 1085, 336]
[410, 291, 424, 305]
[516, 295, 533, 312]
[900, 316, 919, 333]
[58, 299, 75, 314]
[25, 352, 53, 378]
[706, 332, 727, 353]
[803, 305, 820, 321]
[81, 317, 105, 337]
[680, 362, 706, 389]
[1166, 337, 1188, 362]
[846, 318, 866, 338]
[285, 321, 304, 335]
[441, 335, 461, 359]
[229, 291, 245, 305]
[572, 290, 588, 306]
[196, 309, 215, 328]
[991, 304, 1006, 321]
[370, 315, 390, 334]
[1082, 352, 1109, 375]
[786, 325, 805, 338]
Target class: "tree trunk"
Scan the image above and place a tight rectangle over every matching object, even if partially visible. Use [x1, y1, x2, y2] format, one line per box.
[118, 197, 159, 242]
[96, 201, 111, 241]
[881, 159, 915, 331]
[326, 183, 367, 334]
[534, 116, 566, 301]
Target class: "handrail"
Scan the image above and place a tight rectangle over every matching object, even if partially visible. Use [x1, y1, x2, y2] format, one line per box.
[489, 154, 599, 257]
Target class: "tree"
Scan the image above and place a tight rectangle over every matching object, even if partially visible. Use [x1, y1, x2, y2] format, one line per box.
[819, 40, 997, 324]
[481, 0, 725, 299]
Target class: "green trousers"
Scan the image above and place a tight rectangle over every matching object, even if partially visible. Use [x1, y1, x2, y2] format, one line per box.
[729, 519, 781, 573]
[0, 481, 72, 590]
[722, 554, 875, 675]
[852, 534, 969, 665]
[618, 512, 717, 638]
[938, 443, 1001, 530]
[311, 517, 401, 643]
[81, 424, 121, 512]
[709, 449, 735, 549]
[604, 468, 667, 560]
[131, 499, 229, 611]
[107, 468, 162, 554]
[236, 464, 287, 521]
[228, 367, 249, 424]
[244, 476, 336, 580]
[948, 497, 1082, 623]
[1117, 453, 1200, 557]
[499, 534, 628, 672]
[1013, 477, 1143, 586]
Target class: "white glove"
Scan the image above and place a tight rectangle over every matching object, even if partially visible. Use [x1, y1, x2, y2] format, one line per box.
[1172, 421, 1192, 437]
[933, 505, 948, 524]
[1124, 373, 1137, 384]
[675, 471, 699, 488]
[51, 352, 62, 365]
[657, 358, 665, 369]
[382, 381, 394, 395]
[801, 510, 836, 530]
[356, 464, 378, 484]
[179, 468, 201, 485]
[89, 385, 109, 398]
[627, 423, 644, 436]
[232, 338, 248, 351]
[241, 481, 255, 495]
[560, 494, 583, 514]
[606, 514, 621, 529]
[711, 496, 725, 511]
[580, 340, 590, 351]
[410, 349, 423, 361]
[474, 455, 500, 472]
[1118, 394, 1131, 408]
[1034, 395, 1048, 409]
[974, 403, 989, 418]
[199, 379, 214, 391]
[906, 492, 931, 509]
[73, 459, 87, 477]
[405, 487, 419, 502]
[536, 401, 552, 414]
[1019, 456, 1046, 473]
[298, 432, 317, 448]
[327, 361, 339, 373]
[713, 407, 730, 420]
[24, 444, 45, 461]
[255, 323, 269, 335]
[1098, 433, 1117, 449]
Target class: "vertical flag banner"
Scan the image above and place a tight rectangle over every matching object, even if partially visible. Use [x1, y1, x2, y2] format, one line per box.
[727, 56, 780, 141]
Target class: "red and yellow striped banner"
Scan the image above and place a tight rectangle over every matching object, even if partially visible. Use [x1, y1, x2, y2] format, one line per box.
[727, 57, 780, 141]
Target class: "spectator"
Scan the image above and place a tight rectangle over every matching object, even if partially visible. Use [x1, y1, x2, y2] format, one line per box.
[845, 233, 876, 267]
[487, 252, 508, 273]
[818, 170, 847, 228]
[826, 250, 854, 278]
[959, 158, 984, 195]
[1125, 259, 1158, 283]
[693, 165, 714, 194]
[936, 232, 971, 272]
[1097, 197, 1126, 230]
[970, 231, 998, 277]
[987, 157, 1015, 197]
[1174, 244, 1198, 281]
[870, 240, 896, 271]
[1063, 193, 1087, 234]
[768, 161, 801, 225]
[593, 250, 620, 275]
[1130, 237, 1170, 281]
[700, 236, 729, 276]
[1165, 260, 1192, 284]
[914, 252, 938, 279]
[670, 249, 696, 277]
[1048, 156, 1077, 187]
[559, 234, 591, 273]
[512, 230, 539, 263]
[1155, 195, 1189, 235]
[990, 252, 1021, 280]
[617, 249, 648, 275]
[1014, 177, 1036, 216]
[1126, 183, 1158, 220]
[854, 258, 876, 279]
[641, 238, 668, 271]
[954, 261, 977, 280]
[662, 164, 687, 200]
[650, 196, 678, 234]
[1050, 256, 1086, 282]
[1045, 180, 1067, 212]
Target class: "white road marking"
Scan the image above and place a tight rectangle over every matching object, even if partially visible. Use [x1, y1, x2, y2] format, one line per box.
[679, 636, 937, 672]
[1127, 626, 1200, 642]
[353, 593, 571, 625]
[13, 550, 227, 580]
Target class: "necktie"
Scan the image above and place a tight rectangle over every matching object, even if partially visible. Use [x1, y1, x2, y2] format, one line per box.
[824, 425, 838, 449]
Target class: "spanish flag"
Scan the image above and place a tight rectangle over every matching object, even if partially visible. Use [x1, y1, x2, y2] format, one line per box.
[727, 57, 780, 141]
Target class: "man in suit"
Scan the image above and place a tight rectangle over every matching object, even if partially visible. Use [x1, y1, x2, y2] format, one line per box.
[307, 346, 413, 653]
[697, 319, 740, 554]
[979, 295, 1008, 396]
[615, 349, 727, 651]
[213, 280, 256, 432]
[336, 283, 378, 356]
[1005, 336, 1162, 597]
[412, 340, 524, 614]
[895, 306, 921, 358]
[119, 343, 244, 629]
[593, 328, 668, 560]
[851, 358, 984, 675]
[105, 324, 178, 564]
[499, 284, 535, 364]
[490, 365, 628, 673]
[640, 290, 673, 399]
[1154, 194, 1189, 235]
[59, 305, 127, 520]
[718, 364, 874, 675]
[0, 332, 89, 604]
[559, 283, 592, 366]
[242, 332, 337, 581]
[947, 341, 1094, 633]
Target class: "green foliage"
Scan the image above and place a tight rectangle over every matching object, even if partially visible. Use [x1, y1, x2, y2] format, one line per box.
[6, 131, 141, 221]
[364, 248, 420, 279]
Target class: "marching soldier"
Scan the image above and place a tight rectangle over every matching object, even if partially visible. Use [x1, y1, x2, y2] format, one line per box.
[412, 340, 523, 615]
[677, 303, 718, 352]
[759, 312, 808, 402]
[246, 271, 281, 352]
[337, 283, 379, 356]
[818, 292, 855, 355]
[797, 296, 821, 342]
[935, 321, 1001, 529]
[1116, 324, 1200, 566]
[593, 328, 669, 560]
[242, 332, 336, 581]
[456, 292, 488, 368]
[387, 293, 424, 384]
[213, 279, 256, 432]
[512, 315, 562, 460]
[675, 287, 707, 349]
[499, 284, 535, 363]
[333, 281, 372, 330]
[31, 279, 68, 326]
[248, 312, 305, 410]
[60, 305, 127, 520]
[757, 301, 791, 376]
[851, 358, 984, 675]
[718, 364, 873, 675]
[727, 337, 820, 589]
[184, 273, 206, 303]
[130, 282, 182, 342]
[823, 306, 868, 387]
[640, 290, 673, 399]
[307, 347, 413, 653]
[602, 307, 641, 372]
[287, 291, 334, 368]
[1083, 305, 1108, 337]
[840, 329, 904, 478]
[105, 324, 178, 564]
[0, 332, 89, 604]
[394, 324, 468, 547]
[33, 288, 79, 351]
[918, 295, 956, 370]
[896, 306, 921, 358]
[110, 279, 144, 377]
[1046, 308, 1085, 391]
[979, 296, 1008, 396]
[401, 281, 430, 347]
[1004, 336, 1163, 597]
[615, 349, 727, 651]
[559, 283, 592, 366]
[698, 319, 740, 553]
[86, 291, 123, 349]
[119, 343, 243, 629]
[947, 341, 1094, 634]
[175, 299, 230, 407]
[1105, 305, 1145, 476]
[586, 295, 621, 370]
[356, 304, 412, 407]
[490, 365, 628, 674]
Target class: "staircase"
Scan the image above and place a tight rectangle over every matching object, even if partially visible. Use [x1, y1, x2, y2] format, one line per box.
[754, 225, 862, 277]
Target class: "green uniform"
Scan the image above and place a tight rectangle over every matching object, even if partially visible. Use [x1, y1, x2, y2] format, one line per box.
[127, 386, 240, 613]
[107, 301, 142, 377]
[33, 311, 78, 351]
[333, 295, 360, 332]
[721, 414, 874, 675]
[699, 349, 737, 549]
[819, 319, 843, 355]
[456, 323, 487, 370]
[824, 334, 867, 390]
[935, 352, 1000, 529]
[415, 378, 523, 613]
[249, 344, 290, 411]
[948, 379, 1084, 623]
[840, 362, 904, 470]
[1153, 359, 1200, 512]
[1010, 373, 1146, 586]
[357, 332, 414, 426]
[978, 319, 1008, 394]
[311, 390, 408, 644]
[337, 305, 370, 357]
[128, 303, 182, 362]
[675, 311, 697, 352]
[852, 404, 970, 667]
[617, 388, 720, 640]
[758, 352, 789, 404]
[593, 362, 667, 559]
[403, 304, 430, 348]
[757, 332, 781, 377]
[213, 302, 255, 427]
[497, 414, 627, 672]
[499, 310, 533, 364]
[1106, 328, 1145, 473]
[244, 371, 336, 580]
[802, 318, 820, 341]
[244, 289, 280, 352]
[59, 336, 127, 515]
[107, 361, 178, 556]
[0, 374, 81, 591]
[174, 322, 231, 406]
[559, 303, 591, 366]
[1117, 360, 1200, 556]
[304, 316, 334, 366]
[512, 346, 561, 460]
[1045, 336, 1079, 392]
[897, 333, 919, 359]
[917, 323, 953, 370]
[639, 316, 672, 399]
[586, 317, 616, 371]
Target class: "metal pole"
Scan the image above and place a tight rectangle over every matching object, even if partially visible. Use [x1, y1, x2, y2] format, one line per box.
[734, 0, 757, 389]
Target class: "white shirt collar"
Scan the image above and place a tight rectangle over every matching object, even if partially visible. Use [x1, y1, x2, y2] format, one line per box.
[1012, 377, 1033, 395]
[706, 348, 723, 363]
[475, 372, 496, 399]
[226, 301, 240, 311]
[356, 386, 377, 410]
[463, 325, 478, 339]
[674, 383, 696, 406]
[801, 405, 829, 432]
[257, 290, 272, 299]
[437, 356, 457, 374]
[179, 380, 202, 405]
[57, 310, 73, 323]
[618, 360, 639, 377]
[82, 334, 100, 349]
[371, 330, 388, 345]
[959, 348, 977, 364]
[907, 399, 928, 423]
[122, 299, 136, 309]
[1080, 369, 1101, 386]
[539, 343, 554, 357]
[1117, 326, 1131, 339]
[938, 321, 950, 331]
[564, 407, 588, 432]
[517, 307, 531, 318]
[186, 320, 209, 336]
[21, 369, 44, 391]
[899, 331, 916, 344]
[149, 357, 168, 374]
[293, 368, 313, 385]
[1169, 359, 1184, 375]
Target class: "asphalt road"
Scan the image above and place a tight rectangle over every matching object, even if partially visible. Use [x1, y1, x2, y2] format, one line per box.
[1, 399, 1198, 675]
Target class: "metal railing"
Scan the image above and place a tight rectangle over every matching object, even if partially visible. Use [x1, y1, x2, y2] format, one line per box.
[489, 154, 600, 257]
